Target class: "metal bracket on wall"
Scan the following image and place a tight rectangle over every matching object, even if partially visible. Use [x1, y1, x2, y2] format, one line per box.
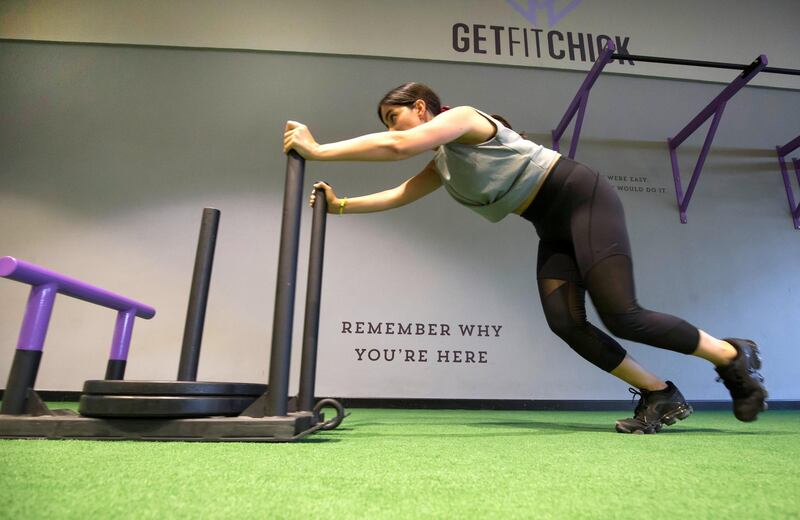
[776, 134, 800, 230]
[551, 41, 616, 159]
[667, 55, 768, 224]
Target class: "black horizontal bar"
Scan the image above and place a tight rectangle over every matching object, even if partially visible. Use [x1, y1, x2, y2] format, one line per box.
[764, 66, 800, 76]
[611, 53, 800, 76]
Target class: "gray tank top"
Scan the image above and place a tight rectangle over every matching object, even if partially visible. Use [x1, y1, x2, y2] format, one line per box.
[433, 108, 561, 222]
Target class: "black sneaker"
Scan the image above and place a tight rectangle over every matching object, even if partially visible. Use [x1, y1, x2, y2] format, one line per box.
[615, 381, 693, 434]
[715, 338, 768, 422]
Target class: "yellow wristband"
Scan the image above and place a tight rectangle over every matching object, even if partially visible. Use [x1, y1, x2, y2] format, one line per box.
[339, 197, 348, 215]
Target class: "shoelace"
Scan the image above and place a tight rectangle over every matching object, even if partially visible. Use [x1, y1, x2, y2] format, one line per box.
[628, 387, 645, 417]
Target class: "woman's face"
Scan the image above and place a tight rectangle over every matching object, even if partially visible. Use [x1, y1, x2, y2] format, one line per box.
[380, 100, 431, 131]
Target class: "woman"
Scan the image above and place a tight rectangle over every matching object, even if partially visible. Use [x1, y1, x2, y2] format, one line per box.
[283, 82, 767, 434]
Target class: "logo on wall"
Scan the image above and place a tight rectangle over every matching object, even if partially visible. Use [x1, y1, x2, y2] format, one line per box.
[451, 0, 633, 66]
[506, 0, 583, 28]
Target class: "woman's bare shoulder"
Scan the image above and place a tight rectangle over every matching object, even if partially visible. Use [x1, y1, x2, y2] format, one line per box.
[441, 106, 496, 145]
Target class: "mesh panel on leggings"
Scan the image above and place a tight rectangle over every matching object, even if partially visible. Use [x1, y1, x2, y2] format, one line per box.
[538, 278, 627, 372]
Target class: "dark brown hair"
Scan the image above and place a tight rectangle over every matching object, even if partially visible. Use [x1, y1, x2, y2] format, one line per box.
[377, 82, 523, 137]
[490, 114, 512, 129]
[377, 82, 442, 126]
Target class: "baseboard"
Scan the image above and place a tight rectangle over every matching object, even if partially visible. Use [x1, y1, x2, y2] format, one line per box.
[3, 391, 799, 411]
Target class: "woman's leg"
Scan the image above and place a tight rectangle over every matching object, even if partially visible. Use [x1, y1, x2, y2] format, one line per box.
[526, 158, 764, 428]
[693, 330, 738, 365]
[536, 256, 692, 434]
[537, 276, 627, 372]
[535, 241, 672, 392]
[583, 254, 703, 356]
[561, 162, 704, 358]
[539, 274, 670, 391]
[610, 355, 668, 391]
[573, 205, 738, 366]
[566, 163, 766, 423]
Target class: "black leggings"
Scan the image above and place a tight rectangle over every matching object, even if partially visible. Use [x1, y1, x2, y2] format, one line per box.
[521, 158, 700, 372]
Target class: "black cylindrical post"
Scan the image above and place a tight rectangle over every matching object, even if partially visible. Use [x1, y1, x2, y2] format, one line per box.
[177, 208, 221, 381]
[297, 186, 328, 412]
[105, 359, 126, 380]
[1, 350, 42, 414]
[267, 152, 305, 416]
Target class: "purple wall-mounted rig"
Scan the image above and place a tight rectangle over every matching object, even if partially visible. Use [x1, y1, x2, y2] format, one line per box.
[0, 256, 155, 414]
[551, 49, 800, 227]
[551, 41, 616, 159]
[668, 56, 768, 224]
[776, 134, 800, 230]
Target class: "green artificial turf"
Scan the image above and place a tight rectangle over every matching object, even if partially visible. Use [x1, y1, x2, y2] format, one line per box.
[1, 406, 799, 519]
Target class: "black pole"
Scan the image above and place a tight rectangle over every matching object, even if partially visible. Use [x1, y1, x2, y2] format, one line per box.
[267, 152, 305, 416]
[297, 186, 328, 412]
[610, 53, 800, 76]
[0, 350, 42, 414]
[104, 359, 126, 380]
[177, 208, 221, 381]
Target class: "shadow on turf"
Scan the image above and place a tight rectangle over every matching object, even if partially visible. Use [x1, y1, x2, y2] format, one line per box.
[293, 426, 358, 443]
[471, 420, 768, 435]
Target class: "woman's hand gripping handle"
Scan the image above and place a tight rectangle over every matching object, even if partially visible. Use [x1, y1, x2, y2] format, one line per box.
[310, 181, 344, 215]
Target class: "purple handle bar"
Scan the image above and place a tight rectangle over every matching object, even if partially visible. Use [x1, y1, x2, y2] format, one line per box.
[0, 256, 155, 360]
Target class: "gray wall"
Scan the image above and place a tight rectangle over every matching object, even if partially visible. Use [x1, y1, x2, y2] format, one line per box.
[1, 40, 798, 399]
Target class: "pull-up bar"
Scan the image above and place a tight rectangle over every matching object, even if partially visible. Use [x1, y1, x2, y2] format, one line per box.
[610, 53, 800, 77]
[668, 55, 767, 223]
[553, 49, 799, 159]
[551, 47, 798, 226]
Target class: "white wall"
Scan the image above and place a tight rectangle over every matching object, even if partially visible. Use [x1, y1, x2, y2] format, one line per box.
[2, 0, 799, 89]
[1, 40, 798, 401]
[1, 0, 799, 401]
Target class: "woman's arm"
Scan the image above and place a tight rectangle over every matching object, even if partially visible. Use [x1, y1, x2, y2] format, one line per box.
[312, 160, 442, 214]
[285, 106, 479, 162]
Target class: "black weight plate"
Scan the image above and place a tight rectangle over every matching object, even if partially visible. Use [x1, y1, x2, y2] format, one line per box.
[78, 394, 259, 418]
[82, 380, 267, 397]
